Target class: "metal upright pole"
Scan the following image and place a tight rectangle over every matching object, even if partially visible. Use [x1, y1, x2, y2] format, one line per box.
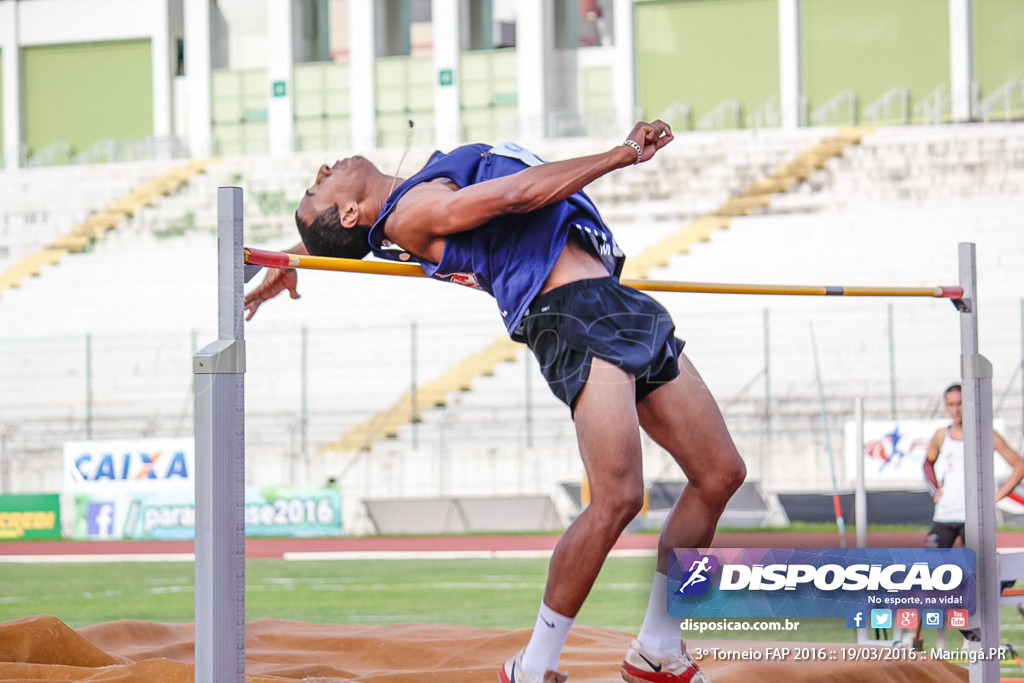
[958, 242, 998, 683]
[854, 396, 869, 644]
[763, 308, 772, 485]
[855, 397, 867, 549]
[193, 187, 247, 683]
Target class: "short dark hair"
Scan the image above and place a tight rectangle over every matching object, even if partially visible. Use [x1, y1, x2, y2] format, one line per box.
[945, 383, 962, 396]
[295, 205, 372, 260]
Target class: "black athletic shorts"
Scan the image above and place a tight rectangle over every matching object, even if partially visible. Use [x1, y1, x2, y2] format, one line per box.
[517, 277, 685, 414]
[924, 521, 965, 548]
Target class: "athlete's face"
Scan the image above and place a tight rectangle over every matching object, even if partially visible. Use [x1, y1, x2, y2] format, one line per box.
[296, 156, 373, 227]
[944, 388, 962, 425]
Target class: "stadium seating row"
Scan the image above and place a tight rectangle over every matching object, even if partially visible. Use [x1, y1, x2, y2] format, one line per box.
[0, 125, 1021, 529]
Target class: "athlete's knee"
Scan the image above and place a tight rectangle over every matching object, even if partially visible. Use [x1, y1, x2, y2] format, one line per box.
[590, 482, 645, 528]
[692, 455, 745, 506]
[725, 457, 747, 493]
[711, 453, 746, 492]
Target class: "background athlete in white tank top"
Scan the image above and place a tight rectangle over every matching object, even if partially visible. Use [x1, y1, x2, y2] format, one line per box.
[913, 384, 1024, 649]
[923, 383, 1024, 545]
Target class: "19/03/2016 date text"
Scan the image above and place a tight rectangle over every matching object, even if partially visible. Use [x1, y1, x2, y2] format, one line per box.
[689, 647, 932, 662]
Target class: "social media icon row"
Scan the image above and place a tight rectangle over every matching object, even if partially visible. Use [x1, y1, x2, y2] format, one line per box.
[845, 608, 969, 629]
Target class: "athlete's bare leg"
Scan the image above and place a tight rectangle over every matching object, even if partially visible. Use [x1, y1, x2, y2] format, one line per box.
[637, 352, 746, 574]
[541, 358, 645, 616]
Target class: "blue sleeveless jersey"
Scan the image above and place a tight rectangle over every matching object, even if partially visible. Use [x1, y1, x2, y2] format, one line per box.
[368, 142, 624, 338]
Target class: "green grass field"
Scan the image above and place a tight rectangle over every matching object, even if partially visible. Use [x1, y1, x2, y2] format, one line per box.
[4, 555, 1024, 659]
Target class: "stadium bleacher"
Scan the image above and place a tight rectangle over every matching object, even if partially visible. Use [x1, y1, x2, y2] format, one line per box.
[1, 123, 1022, 532]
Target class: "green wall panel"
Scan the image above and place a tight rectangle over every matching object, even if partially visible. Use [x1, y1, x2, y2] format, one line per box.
[976, 0, 1024, 87]
[803, 0, 948, 124]
[294, 60, 351, 152]
[460, 49, 517, 142]
[975, 0, 1024, 118]
[212, 68, 268, 155]
[374, 55, 434, 147]
[635, 0, 778, 128]
[582, 65, 614, 136]
[23, 40, 153, 157]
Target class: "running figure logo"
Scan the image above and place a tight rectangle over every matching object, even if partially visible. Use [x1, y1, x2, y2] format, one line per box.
[676, 554, 718, 595]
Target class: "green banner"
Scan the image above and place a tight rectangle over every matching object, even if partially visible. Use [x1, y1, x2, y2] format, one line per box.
[69, 486, 343, 540]
[0, 493, 62, 540]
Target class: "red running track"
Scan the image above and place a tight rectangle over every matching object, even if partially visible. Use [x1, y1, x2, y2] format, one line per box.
[4, 530, 1024, 559]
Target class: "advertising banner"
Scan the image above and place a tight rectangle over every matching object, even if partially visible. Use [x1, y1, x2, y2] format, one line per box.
[70, 485, 343, 540]
[843, 419, 1009, 489]
[64, 438, 194, 489]
[0, 493, 61, 540]
[668, 547, 975, 619]
[244, 485, 343, 538]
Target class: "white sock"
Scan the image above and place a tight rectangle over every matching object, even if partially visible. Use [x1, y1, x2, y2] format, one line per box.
[521, 602, 574, 677]
[637, 571, 683, 655]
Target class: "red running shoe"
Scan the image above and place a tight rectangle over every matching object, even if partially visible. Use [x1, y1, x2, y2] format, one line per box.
[620, 639, 711, 683]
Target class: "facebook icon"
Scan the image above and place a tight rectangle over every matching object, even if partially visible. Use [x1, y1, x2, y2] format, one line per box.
[845, 609, 866, 629]
[86, 502, 115, 538]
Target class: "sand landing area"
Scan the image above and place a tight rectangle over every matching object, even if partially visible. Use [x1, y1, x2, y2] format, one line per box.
[0, 614, 970, 682]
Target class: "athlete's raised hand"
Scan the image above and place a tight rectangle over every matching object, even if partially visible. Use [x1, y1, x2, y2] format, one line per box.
[624, 120, 674, 164]
[244, 267, 300, 320]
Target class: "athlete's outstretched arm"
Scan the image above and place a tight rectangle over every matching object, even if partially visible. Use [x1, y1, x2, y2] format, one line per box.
[385, 120, 673, 252]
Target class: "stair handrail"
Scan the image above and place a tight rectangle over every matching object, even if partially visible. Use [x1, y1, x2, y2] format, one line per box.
[745, 94, 780, 129]
[863, 86, 910, 125]
[912, 82, 948, 124]
[809, 90, 858, 126]
[977, 76, 1024, 122]
[72, 135, 190, 165]
[24, 140, 74, 167]
[657, 101, 693, 132]
[697, 98, 742, 131]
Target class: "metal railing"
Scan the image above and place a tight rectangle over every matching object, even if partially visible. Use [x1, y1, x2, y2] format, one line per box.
[913, 81, 981, 124]
[24, 140, 74, 167]
[697, 98, 742, 131]
[744, 95, 811, 128]
[863, 86, 910, 125]
[502, 107, 626, 141]
[912, 82, 948, 124]
[745, 94, 780, 129]
[71, 135, 190, 165]
[809, 90, 858, 126]
[977, 76, 1024, 122]
[657, 101, 693, 132]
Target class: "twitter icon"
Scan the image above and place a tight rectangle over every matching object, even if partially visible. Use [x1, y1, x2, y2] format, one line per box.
[870, 609, 893, 629]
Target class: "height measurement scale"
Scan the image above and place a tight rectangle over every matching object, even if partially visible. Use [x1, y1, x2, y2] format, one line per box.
[194, 187, 247, 683]
[958, 243, 999, 683]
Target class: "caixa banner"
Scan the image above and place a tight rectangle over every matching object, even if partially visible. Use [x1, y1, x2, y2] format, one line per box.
[668, 548, 975, 618]
[64, 438, 193, 487]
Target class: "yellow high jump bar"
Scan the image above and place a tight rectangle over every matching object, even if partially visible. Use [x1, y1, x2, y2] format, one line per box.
[244, 247, 965, 300]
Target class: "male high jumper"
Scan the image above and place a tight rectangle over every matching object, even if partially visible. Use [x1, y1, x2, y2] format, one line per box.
[245, 120, 746, 683]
